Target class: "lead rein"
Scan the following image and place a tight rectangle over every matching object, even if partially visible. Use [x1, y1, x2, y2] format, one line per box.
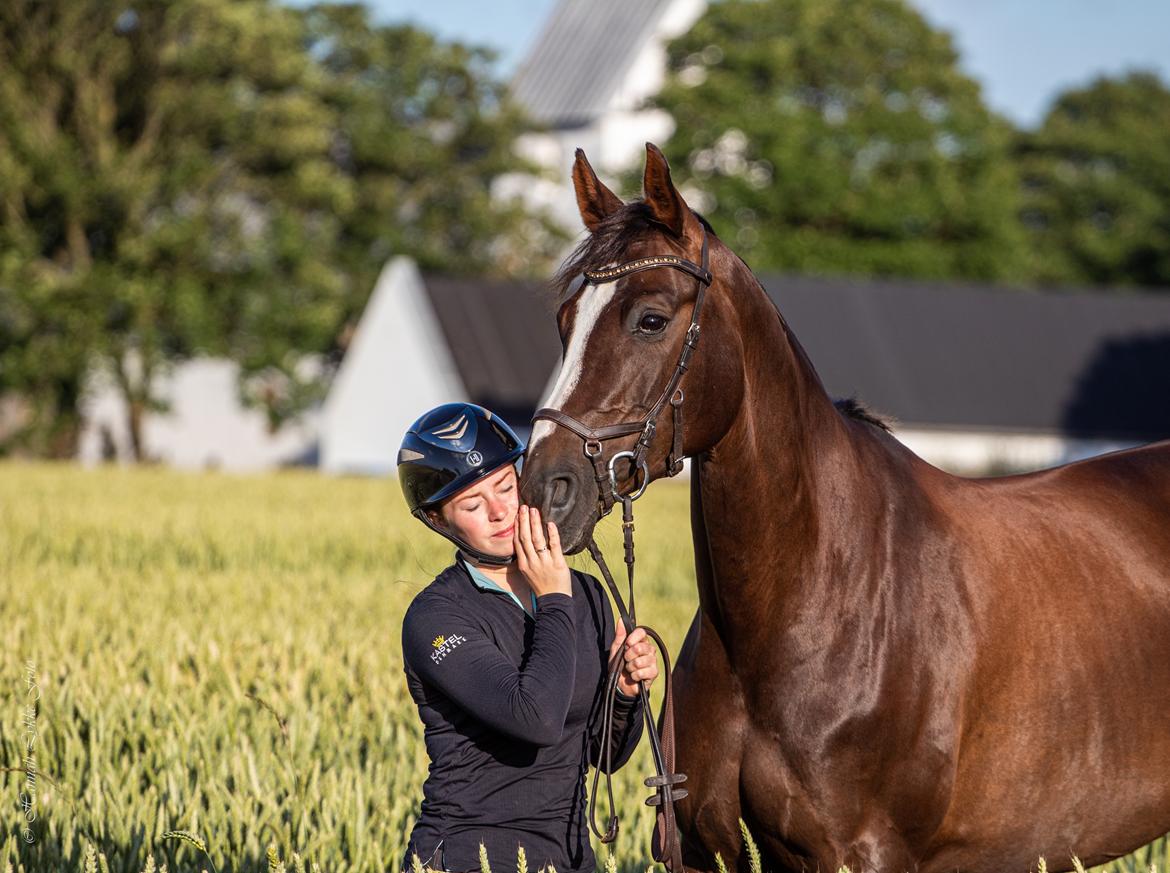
[586, 495, 688, 873]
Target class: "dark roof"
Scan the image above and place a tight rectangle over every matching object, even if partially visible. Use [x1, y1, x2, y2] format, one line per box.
[424, 276, 561, 428]
[764, 275, 1170, 440]
[510, 0, 672, 127]
[422, 272, 1170, 442]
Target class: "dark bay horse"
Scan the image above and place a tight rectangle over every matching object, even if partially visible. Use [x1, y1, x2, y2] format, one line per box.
[519, 143, 1170, 873]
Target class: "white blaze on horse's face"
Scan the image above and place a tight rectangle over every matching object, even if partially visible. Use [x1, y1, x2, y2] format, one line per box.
[529, 280, 618, 454]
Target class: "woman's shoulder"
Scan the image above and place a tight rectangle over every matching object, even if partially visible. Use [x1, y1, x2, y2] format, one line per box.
[570, 568, 617, 636]
[402, 564, 469, 630]
[570, 567, 605, 600]
[401, 564, 490, 668]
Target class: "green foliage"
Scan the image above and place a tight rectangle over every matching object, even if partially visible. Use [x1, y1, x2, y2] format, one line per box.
[0, 0, 349, 456]
[302, 6, 563, 285]
[650, 0, 1026, 281]
[0, 0, 559, 459]
[1014, 72, 1170, 289]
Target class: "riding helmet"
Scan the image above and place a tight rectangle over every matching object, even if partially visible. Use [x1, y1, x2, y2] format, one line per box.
[398, 402, 526, 565]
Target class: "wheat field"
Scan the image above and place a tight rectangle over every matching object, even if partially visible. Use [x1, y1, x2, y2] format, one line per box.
[0, 461, 1165, 873]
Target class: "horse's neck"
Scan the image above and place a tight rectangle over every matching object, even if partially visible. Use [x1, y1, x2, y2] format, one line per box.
[691, 272, 886, 652]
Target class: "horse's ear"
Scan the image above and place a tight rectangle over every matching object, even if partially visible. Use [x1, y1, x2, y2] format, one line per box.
[572, 149, 623, 232]
[642, 142, 697, 239]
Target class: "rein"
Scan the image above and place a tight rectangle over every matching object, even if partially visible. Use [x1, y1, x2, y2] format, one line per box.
[531, 227, 712, 873]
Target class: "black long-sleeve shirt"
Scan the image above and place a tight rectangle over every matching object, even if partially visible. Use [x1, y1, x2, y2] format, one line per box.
[400, 557, 644, 873]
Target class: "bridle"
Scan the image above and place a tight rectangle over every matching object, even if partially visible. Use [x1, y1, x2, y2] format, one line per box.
[533, 227, 711, 517]
[530, 225, 713, 873]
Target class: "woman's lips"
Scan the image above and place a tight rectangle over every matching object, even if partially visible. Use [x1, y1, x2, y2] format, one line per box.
[493, 524, 515, 539]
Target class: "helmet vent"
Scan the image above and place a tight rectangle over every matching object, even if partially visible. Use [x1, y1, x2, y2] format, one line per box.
[431, 414, 469, 441]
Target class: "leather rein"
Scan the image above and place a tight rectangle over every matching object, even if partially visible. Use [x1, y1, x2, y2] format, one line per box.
[531, 227, 712, 873]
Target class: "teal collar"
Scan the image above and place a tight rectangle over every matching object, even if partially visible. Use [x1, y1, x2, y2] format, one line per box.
[461, 556, 537, 618]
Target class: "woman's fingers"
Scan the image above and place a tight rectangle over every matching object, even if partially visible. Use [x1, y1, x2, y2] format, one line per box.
[513, 512, 527, 569]
[623, 644, 655, 665]
[517, 505, 538, 566]
[621, 638, 658, 684]
[615, 629, 658, 692]
[623, 651, 659, 676]
[612, 617, 628, 651]
[530, 507, 549, 554]
[547, 521, 564, 562]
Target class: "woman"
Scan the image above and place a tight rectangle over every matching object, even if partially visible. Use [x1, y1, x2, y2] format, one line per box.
[397, 402, 660, 873]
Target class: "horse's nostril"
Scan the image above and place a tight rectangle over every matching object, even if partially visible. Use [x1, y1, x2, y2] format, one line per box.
[544, 475, 576, 515]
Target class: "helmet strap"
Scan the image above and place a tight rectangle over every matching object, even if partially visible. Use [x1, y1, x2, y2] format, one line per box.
[412, 509, 514, 567]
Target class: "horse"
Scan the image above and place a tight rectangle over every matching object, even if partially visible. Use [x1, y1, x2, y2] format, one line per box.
[519, 142, 1170, 873]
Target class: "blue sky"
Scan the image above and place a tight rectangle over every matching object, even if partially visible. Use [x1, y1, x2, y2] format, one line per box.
[327, 0, 1170, 128]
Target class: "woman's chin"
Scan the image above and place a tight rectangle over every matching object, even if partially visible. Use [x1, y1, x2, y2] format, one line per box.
[472, 540, 514, 561]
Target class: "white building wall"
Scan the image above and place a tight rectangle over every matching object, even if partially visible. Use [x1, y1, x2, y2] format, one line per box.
[320, 257, 466, 476]
[501, 0, 707, 236]
[893, 426, 1139, 476]
[78, 355, 318, 472]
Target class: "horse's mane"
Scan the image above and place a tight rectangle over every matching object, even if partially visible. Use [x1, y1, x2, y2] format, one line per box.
[834, 396, 893, 432]
[552, 203, 717, 301]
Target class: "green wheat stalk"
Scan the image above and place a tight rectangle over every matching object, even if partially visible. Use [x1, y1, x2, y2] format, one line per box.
[739, 818, 763, 873]
[161, 830, 219, 873]
[247, 691, 308, 841]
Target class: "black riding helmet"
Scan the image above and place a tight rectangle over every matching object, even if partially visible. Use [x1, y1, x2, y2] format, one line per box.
[398, 402, 526, 566]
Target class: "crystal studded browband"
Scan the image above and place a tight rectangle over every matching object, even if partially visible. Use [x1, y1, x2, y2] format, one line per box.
[584, 254, 712, 285]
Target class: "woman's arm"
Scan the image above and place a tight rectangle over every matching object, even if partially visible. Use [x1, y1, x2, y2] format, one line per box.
[402, 592, 577, 747]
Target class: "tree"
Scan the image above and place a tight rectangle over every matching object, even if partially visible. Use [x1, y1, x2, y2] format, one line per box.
[1014, 71, 1170, 290]
[0, 0, 559, 459]
[649, 0, 1026, 281]
[0, 0, 353, 458]
[302, 5, 563, 287]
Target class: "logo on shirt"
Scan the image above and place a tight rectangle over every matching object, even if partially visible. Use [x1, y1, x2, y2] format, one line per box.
[431, 632, 467, 664]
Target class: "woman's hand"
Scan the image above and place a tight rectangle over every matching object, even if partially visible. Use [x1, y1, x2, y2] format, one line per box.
[514, 505, 572, 598]
[609, 622, 659, 697]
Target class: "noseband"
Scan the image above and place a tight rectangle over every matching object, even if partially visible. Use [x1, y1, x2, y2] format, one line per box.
[530, 226, 713, 873]
[532, 227, 711, 516]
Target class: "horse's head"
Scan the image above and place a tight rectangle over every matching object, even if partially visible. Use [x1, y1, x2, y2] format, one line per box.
[520, 143, 746, 553]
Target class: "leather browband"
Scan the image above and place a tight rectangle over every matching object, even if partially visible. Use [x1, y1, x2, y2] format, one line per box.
[584, 254, 712, 286]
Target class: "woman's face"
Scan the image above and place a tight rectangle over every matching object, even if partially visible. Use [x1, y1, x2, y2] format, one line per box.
[437, 464, 519, 560]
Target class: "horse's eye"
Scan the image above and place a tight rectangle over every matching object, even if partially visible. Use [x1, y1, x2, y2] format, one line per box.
[637, 313, 669, 334]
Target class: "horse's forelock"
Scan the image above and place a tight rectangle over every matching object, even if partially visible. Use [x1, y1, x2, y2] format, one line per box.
[549, 203, 716, 302]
